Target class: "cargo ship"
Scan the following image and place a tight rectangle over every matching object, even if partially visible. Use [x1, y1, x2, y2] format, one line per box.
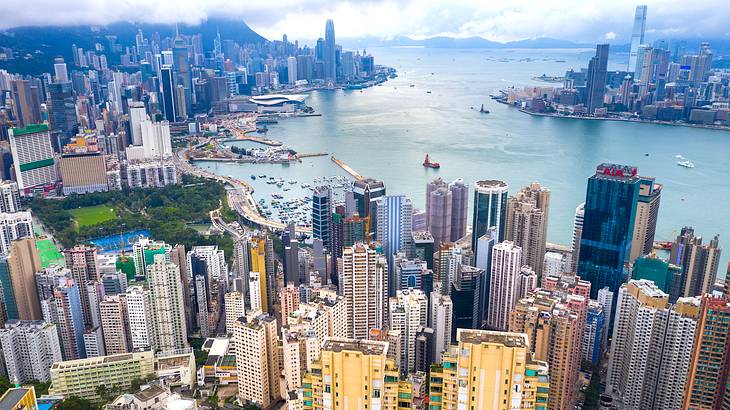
[423, 154, 440, 169]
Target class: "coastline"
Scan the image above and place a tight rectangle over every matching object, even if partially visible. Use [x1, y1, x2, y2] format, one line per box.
[496, 100, 730, 132]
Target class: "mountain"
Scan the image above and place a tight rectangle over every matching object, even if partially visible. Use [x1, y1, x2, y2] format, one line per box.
[339, 35, 597, 50]
[0, 18, 267, 75]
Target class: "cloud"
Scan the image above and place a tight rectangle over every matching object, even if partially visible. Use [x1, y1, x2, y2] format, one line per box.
[2, 0, 729, 43]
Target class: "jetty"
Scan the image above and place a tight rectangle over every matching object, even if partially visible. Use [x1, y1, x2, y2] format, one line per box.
[331, 156, 365, 181]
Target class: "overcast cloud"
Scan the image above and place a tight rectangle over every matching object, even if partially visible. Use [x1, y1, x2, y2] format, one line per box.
[2, 0, 728, 43]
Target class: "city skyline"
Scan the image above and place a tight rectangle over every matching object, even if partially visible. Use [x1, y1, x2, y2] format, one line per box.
[2, 1, 730, 44]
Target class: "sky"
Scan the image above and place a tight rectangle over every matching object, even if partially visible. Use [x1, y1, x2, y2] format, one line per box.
[2, 0, 729, 43]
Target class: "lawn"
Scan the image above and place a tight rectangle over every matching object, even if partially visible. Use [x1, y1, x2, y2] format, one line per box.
[69, 205, 117, 227]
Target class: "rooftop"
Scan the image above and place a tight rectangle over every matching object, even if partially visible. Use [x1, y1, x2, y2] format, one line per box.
[0, 388, 31, 410]
[10, 123, 49, 136]
[457, 329, 529, 348]
[475, 180, 508, 192]
[322, 337, 387, 356]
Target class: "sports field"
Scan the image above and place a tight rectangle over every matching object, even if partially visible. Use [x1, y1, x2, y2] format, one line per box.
[36, 238, 64, 268]
[69, 205, 117, 227]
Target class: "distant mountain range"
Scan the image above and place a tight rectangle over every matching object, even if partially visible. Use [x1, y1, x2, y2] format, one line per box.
[338, 35, 604, 50]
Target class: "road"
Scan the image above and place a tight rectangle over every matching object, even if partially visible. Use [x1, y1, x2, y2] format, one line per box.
[175, 145, 313, 235]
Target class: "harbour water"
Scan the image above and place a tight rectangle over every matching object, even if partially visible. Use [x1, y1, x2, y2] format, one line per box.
[198, 47, 730, 270]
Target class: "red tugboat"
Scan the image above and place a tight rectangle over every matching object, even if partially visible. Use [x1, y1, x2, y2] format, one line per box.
[423, 154, 441, 169]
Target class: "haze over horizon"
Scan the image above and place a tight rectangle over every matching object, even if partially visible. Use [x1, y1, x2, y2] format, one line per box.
[2, 0, 729, 44]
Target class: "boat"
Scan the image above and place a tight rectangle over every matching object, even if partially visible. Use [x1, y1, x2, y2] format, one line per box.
[423, 154, 441, 169]
[250, 175, 256, 180]
[426, 90, 432, 94]
[677, 160, 695, 168]
[675, 154, 685, 159]
[480, 104, 490, 114]
[409, 84, 415, 88]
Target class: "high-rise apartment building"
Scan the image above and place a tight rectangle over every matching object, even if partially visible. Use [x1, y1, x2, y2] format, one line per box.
[147, 254, 188, 353]
[510, 273, 589, 410]
[388, 289, 427, 373]
[487, 241, 531, 331]
[51, 278, 87, 360]
[6, 238, 42, 320]
[0, 181, 21, 213]
[428, 329, 549, 410]
[425, 178, 451, 248]
[471, 180, 508, 255]
[629, 177, 662, 262]
[376, 195, 413, 294]
[570, 203, 585, 272]
[669, 226, 721, 298]
[0, 320, 63, 383]
[683, 295, 730, 409]
[606, 280, 698, 409]
[125, 285, 156, 351]
[428, 289, 452, 360]
[234, 313, 279, 408]
[99, 294, 130, 355]
[448, 178, 468, 242]
[583, 300, 605, 365]
[64, 245, 100, 326]
[578, 164, 640, 299]
[9, 124, 57, 193]
[340, 243, 387, 339]
[224, 291, 246, 334]
[302, 338, 413, 410]
[505, 182, 550, 276]
[279, 285, 301, 327]
[0, 211, 33, 257]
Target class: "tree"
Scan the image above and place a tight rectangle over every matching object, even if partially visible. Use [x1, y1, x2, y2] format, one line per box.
[0, 377, 12, 396]
[204, 395, 220, 410]
[56, 396, 93, 410]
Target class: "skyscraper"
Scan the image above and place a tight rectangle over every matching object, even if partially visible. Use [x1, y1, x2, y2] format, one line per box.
[125, 285, 156, 351]
[628, 5, 648, 72]
[9, 124, 58, 193]
[287, 56, 298, 85]
[578, 163, 640, 299]
[388, 289, 427, 374]
[160, 65, 177, 122]
[585, 44, 609, 113]
[48, 81, 78, 146]
[428, 329, 549, 410]
[7, 238, 42, 321]
[471, 180, 508, 256]
[669, 226, 721, 298]
[570, 203, 585, 273]
[683, 295, 730, 409]
[64, 245, 100, 327]
[448, 178, 468, 241]
[607, 279, 700, 410]
[99, 294, 130, 355]
[0, 211, 32, 257]
[352, 177, 385, 221]
[147, 254, 188, 353]
[629, 177, 662, 262]
[324, 19, 336, 82]
[487, 241, 529, 331]
[52, 279, 87, 360]
[505, 182, 550, 276]
[428, 290, 452, 360]
[510, 274, 589, 410]
[234, 312, 279, 408]
[312, 186, 331, 247]
[425, 178, 452, 249]
[340, 243, 387, 339]
[375, 195, 413, 294]
[10, 80, 41, 128]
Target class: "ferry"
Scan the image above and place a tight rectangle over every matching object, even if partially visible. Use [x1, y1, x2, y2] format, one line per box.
[480, 104, 490, 114]
[423, 154, 441, 169]
[677, 160, 695, 168]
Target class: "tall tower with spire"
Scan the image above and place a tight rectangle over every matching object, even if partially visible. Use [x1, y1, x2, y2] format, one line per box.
[324, 19, 337, 82]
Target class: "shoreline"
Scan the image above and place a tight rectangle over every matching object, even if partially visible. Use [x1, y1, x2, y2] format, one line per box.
[496, 100, 730, 132]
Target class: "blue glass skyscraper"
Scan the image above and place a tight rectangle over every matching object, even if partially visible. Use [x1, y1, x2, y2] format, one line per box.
[324, 19, 337, 82]
[471, 180, 508, 256]
[578, 163, 640, 298]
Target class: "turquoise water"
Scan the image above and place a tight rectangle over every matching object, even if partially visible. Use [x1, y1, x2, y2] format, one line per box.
[198, 47, 730, 271]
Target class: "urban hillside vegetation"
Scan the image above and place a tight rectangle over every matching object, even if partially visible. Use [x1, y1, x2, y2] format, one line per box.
[29, 175, 237, 258]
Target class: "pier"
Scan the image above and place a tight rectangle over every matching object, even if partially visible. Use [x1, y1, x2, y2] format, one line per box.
[331, 156, 365, 181]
